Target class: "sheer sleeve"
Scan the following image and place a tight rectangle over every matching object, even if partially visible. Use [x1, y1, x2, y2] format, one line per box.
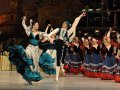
[22, 19, 31, 36]
[47, 28, 59, 38]
[68, 15, 83, 37]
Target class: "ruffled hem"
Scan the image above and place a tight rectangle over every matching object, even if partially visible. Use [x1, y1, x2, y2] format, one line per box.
[89, 65, 102, 78]
[64, 64, 70, 73]
[8, 45, 33, 65]
[84, 70, 92, 77]
[39, 52, 56, 75]
[87, 71, 101, 78]
[69, 67, 79, 75]
[114, 75, 120, 83]
[79, 65, 85, 74]
[8, 45, 42, 81]
[100, 73, 114, 80]
[23, 67, 43, 81]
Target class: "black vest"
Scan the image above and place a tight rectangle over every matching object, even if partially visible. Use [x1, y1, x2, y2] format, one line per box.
[56, 28, 69, 42]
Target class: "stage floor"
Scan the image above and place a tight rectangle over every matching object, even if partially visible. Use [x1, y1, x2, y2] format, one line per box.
[0, 71, 120, 90]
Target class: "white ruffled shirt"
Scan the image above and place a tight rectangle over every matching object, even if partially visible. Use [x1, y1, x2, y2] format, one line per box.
[48, 15, 82, 42]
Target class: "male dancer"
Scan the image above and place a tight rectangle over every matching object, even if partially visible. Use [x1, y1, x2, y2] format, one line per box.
[48, 12, 86, 82]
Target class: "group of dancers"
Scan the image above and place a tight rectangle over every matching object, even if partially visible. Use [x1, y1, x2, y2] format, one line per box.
[7, 12, 86, 85]
[7, 10, 120, 85]
[64, 27, 120, 83]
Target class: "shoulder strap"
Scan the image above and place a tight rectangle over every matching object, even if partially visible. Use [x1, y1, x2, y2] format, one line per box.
[68, 32, 73, 38]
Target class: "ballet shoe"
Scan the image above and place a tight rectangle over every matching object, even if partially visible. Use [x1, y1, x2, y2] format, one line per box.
[55, 78, 58, 83]
[26, 80, 32, 85]
[61, 69, 65, 76]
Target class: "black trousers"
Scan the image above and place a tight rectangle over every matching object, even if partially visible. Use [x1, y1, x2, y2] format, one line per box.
[55, 39, 67, 66]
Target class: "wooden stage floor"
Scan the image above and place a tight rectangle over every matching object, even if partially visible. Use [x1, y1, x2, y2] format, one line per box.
[0, 71, 120, 90]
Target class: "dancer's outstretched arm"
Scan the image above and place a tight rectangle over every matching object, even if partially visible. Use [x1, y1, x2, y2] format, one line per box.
[69, 31, 76, 42]
[28, 19, 33, 31]
[68, 12, 86, 37]
[106, 30, 111, 38]
[47, 28, 59, 38]
[22, 16, 31, 36]
[45, 24, 53, 34]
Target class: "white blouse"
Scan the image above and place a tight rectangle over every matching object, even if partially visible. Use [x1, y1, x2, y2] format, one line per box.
[22, 19, 48, 40]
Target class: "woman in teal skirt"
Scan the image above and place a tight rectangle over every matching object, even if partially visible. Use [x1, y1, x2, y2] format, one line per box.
[8, 16, 55, 85]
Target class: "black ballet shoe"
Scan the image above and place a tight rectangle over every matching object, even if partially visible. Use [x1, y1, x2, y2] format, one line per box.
[27, 80, 33, 85]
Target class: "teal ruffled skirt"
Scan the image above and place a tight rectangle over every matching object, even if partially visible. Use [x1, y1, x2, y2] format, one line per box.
[8, 45, 56, 82]
[8, 45, 43, 82]
[39, 52, 56, 75]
